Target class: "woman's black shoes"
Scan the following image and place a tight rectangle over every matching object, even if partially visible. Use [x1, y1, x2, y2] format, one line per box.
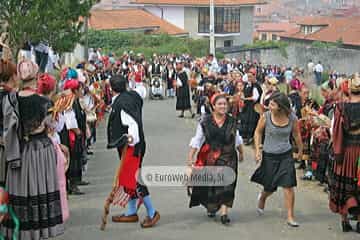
[356, 222, 360, 233]
[342, 221, 353, 232]
[220, 215, 230, 225]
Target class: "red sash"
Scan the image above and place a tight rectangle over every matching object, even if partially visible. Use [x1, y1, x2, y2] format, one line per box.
[69, 130, 76, 150]
[118, 146, 140, 191]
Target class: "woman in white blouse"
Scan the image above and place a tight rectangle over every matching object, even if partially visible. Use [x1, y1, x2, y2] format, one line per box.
[188, 93, 244, 225]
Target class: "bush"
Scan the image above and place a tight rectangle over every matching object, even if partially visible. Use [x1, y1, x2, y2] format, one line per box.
[311, 41, 337, 49]
[88, 30, 210, 59]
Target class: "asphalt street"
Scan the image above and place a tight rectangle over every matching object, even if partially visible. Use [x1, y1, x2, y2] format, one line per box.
[58, 97, 359, 240]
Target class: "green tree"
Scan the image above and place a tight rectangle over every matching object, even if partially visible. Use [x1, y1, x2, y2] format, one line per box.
[0, 0, 98, 58]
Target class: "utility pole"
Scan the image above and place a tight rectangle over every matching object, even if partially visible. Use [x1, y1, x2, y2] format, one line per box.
[209, 0, 215, 55]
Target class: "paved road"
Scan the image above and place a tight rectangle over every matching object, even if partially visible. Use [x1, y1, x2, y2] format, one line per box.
[58, 98, 358, 240]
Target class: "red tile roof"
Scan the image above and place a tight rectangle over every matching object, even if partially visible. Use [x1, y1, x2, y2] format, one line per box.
[280, 16, 360, 47]
[131, 0, 266, 6]
[89, 9, 188, 35]
[256, 22, 298, 33]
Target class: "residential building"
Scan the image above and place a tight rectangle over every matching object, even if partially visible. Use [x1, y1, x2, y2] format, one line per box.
[280, 16, 360, 49]
[89, 9, 188, 36]
[130, 0, 266, 48]
[93, 0, 143, 9]
[255, 22, 298, 41]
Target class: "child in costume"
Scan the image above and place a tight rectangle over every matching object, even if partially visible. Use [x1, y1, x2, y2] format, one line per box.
[0, 187, 19, 240]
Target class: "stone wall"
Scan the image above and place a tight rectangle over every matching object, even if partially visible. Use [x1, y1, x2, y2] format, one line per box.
[225, 44, 360, 74]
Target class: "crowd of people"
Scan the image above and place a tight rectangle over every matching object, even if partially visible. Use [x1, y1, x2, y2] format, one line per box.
[0, 45, 359, 240]
[181, 54, 360, 232]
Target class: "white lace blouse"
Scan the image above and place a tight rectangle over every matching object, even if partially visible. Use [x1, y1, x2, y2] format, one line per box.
[189, 123, 243, 149]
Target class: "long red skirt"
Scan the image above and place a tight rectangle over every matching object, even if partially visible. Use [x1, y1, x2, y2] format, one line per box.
[329, 145, 360, 215]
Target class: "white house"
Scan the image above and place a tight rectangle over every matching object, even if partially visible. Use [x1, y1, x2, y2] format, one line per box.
[131, 0, 266, 48]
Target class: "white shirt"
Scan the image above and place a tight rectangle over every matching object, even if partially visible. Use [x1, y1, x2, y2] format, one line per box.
[189, 123, 243, 149]
[209, 58, 219, 73]
[134, 84, 147, 99]
[307, 62, 314, 72]
[252, 87, 260, 102]
[242, 74, 248, 83]
[63, 110, 78, 130]
[88, 52, 97, 62]
[314, 64, 323, 73]
[82, 94, 95, 111]
[55, 113, 65, 133]
[121, 110, 139, 147]
[111, 89, 145, 147]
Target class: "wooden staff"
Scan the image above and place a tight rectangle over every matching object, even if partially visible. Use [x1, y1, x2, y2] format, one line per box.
[100, 144, 128, 231]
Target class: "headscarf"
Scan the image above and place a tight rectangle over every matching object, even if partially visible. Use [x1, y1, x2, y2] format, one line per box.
[290, 78, 301, 90]
[66, 68, 78, 80]
[268, 77, 279, 85]
[17, 59, 39, 81]
[37, 73, 56, 94]
[64, 79, 80, 91]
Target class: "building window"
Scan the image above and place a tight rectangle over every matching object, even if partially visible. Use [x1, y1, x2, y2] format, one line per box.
[198, 7, 241, 34]
[261, 33, 267, 41]
[198, 8, 210, 33]
[224, 40, 233, 47]
[272, 34, 278, 41]
[301, 25, 314, 35]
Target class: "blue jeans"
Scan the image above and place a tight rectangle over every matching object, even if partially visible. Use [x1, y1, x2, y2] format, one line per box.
[315, 72, 322, 85]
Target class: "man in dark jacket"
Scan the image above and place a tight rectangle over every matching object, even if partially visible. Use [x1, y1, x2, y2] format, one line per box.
[107, 75, 160, 228]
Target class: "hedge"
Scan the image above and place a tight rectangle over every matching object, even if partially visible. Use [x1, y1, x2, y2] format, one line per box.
[88, 30, 214, 59]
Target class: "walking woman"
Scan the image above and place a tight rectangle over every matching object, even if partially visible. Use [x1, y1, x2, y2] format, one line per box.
[188, 93, 244, 225]
[175, 59, 195, 118]
[251, 92, 303, 227]
[0, 59, 17, 187]
[3, 60, 64, 239]
[329, 74, 360, 233]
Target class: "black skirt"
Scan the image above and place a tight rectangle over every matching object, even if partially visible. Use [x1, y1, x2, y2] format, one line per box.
[176, 85, 191, 110]
[251, 150, 297, 192]
[238, 103, 259, 139]
[189, 157, 238, 212]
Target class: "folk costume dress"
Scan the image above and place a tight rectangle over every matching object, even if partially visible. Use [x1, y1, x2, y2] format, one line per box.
[0, 85, 12, 187]
[2, 92, 64, 240]
[60, 98, 86, 188]
[164, 67, 176, 97]
[329, 103, 360, 216]
[176, 70, 192, 111]
[238, 81, 262, 141]
[107, 90, 149, 204]
[189, 114, 242, 212]
[293, 98, 319, 166]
